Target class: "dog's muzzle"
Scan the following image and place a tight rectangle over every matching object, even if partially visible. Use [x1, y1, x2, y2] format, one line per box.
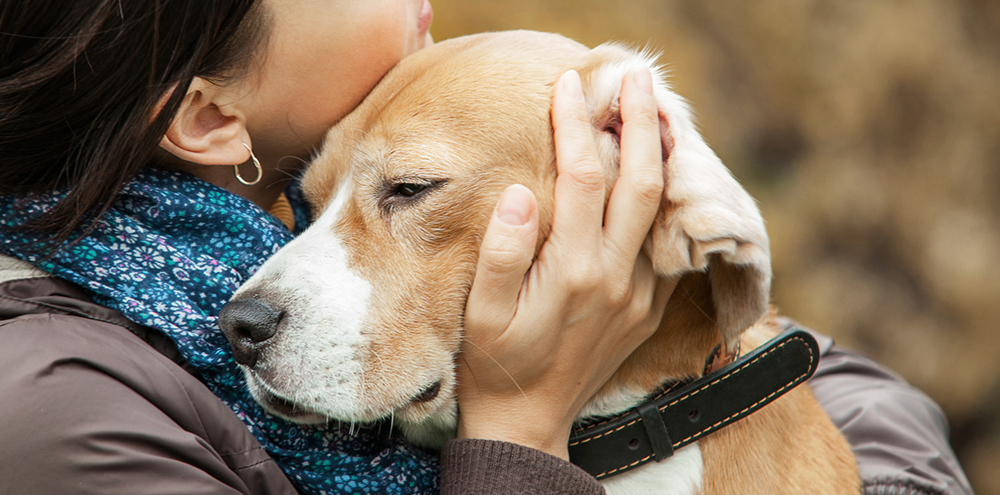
[218, 298, 283, 368]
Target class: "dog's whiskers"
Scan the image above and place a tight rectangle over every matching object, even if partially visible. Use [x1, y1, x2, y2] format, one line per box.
[366, 348, 400, 423]
[356, 352, 369, 437]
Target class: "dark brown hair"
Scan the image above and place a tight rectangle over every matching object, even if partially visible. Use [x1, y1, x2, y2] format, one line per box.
[0, 0, 269, 248]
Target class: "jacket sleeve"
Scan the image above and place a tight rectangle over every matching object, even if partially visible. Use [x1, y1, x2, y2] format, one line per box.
[778, 318, 974, 495]
[440, 439, 605, 495]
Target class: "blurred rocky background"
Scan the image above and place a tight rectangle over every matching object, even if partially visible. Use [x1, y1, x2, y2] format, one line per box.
[430, 0, 999, 492]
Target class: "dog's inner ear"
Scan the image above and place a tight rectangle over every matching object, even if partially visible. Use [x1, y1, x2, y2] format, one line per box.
[593, 100, 675, 173]
[601, 116, 623, 148]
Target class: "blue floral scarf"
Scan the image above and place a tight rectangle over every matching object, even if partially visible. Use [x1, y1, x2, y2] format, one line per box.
[0, 168, 439, 494]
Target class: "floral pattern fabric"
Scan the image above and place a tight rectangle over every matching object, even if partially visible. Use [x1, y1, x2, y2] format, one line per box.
[0, 168, 440, 494]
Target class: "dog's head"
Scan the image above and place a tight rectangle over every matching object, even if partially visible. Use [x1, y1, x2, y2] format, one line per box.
[220, 31, 770, 445]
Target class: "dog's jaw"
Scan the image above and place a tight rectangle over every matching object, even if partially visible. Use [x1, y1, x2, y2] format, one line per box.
[398, 400, 459, 450]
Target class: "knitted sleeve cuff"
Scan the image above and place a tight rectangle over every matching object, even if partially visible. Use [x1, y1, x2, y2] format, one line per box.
[440, 438, 605, 495]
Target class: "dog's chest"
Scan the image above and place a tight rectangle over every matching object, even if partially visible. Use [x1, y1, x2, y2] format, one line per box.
[599, 442, 703, 495]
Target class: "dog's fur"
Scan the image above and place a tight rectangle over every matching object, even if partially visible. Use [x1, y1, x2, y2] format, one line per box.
[232, 31, 859, 494]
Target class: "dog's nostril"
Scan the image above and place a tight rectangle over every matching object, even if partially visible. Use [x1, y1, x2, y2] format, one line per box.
[220, 298, 283, 343]
[412, 381, 441, 403]
[218, 298, 283, 367]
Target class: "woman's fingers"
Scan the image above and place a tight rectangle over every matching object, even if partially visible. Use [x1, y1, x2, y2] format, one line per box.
[603, 68, 665, 267]
[463, 185, 539, 340]
[550, 70, 606, 254]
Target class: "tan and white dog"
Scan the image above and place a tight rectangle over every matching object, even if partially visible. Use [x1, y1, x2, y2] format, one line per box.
[221, 31, 859, 494]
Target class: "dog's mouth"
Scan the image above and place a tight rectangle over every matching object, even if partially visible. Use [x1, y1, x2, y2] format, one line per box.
[250, 380, 328, 424]
[246, 368, 448, 426]
[412, 380, 442, 403]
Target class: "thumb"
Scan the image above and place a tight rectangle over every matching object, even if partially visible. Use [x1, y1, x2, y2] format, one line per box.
[465, 185, 539, 338]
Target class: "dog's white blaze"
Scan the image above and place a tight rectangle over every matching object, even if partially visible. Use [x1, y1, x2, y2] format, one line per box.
[239, 180, 374, 418]
[602, 443, 703, 495]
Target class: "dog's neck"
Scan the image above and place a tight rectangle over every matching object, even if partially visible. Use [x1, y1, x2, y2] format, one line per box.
[578, 273, 723, 421]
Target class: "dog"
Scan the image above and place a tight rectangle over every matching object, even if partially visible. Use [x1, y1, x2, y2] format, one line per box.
[220, 31, 859, 494]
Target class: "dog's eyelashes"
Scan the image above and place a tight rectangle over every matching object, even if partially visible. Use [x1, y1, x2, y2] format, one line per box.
[393, 183, 427, 198]
[379, 179, 448, 213]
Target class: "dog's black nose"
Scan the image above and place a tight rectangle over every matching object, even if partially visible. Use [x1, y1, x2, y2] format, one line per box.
[218, 298, 283, 367]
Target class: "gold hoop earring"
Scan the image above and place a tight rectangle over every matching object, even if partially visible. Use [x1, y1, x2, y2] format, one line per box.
[235, 143, 263, 186]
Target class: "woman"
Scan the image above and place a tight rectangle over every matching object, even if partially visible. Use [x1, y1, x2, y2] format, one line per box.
[0, 0, 669, 493]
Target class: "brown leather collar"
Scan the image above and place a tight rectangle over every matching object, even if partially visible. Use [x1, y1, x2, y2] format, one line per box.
[568, 328, 819, 480]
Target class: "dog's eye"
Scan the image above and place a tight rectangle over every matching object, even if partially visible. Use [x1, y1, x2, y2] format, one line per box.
[379, 179, 447, 214]
[392, 183, 427, 198]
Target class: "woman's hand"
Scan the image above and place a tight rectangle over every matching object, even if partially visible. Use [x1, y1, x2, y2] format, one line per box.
[456, 67, 678, 460]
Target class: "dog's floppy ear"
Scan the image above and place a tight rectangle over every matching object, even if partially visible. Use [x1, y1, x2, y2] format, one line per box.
[574, 44, 771, 353]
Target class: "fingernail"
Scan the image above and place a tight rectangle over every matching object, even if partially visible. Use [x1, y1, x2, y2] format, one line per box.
[497, 185, 533, 226]
[633, 67, 654, 96]
[560, 70, 584, 101]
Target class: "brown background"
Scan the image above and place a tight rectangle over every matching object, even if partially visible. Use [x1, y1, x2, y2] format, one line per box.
[429, 0, 999, 492]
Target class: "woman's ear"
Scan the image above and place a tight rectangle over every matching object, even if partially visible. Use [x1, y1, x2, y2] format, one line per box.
[159, 77, 252, 166]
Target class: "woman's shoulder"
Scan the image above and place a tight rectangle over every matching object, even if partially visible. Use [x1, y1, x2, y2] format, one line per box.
[0, 269, 297, 495]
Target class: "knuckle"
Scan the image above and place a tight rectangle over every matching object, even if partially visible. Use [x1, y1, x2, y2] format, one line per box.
[565, 159, 606, 191]
[565, 264, 603, 294]
[479, 243, 528, 275]
[630, 172, 665, 205]
[607, 279, 634, 308]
